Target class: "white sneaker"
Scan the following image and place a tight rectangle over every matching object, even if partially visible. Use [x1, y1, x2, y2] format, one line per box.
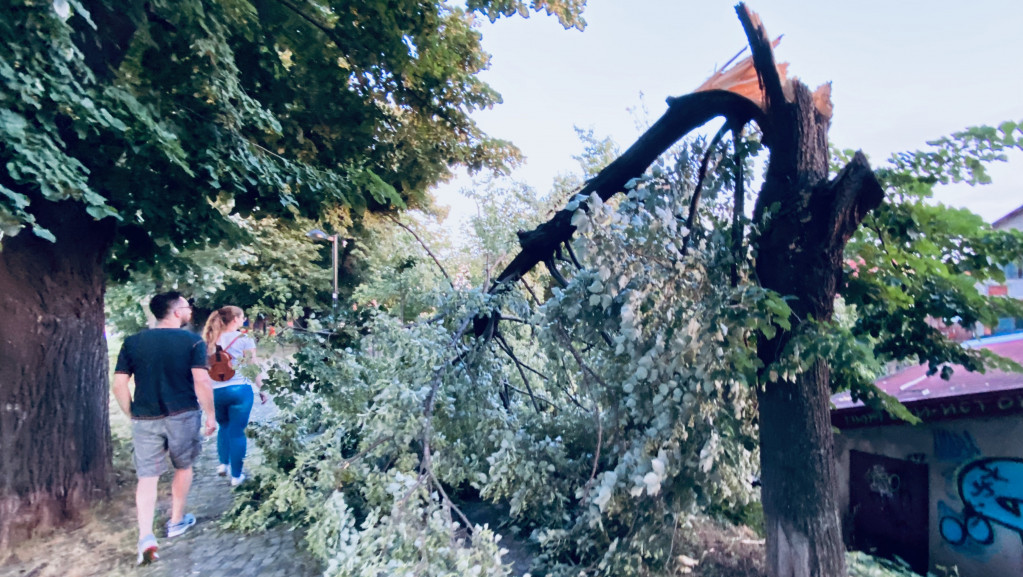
[230, 473, 246, 486]
[216, 464, 228, 476]
[137, 534, 159, 565]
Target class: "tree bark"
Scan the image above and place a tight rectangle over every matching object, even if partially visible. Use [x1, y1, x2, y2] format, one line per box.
[0, 199, 114, 550]
[740, 5, 884, 575]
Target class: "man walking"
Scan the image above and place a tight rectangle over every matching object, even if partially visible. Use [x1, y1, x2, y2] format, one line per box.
[112, 292, 216, 565]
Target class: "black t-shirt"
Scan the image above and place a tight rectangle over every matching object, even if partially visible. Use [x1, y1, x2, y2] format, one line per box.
[114, 328, 208, 418]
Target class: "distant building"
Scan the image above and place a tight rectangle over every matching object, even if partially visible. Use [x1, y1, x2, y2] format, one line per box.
[831, 333, 1023, 577]
[993, 205, 1023, 232]
[985, 205, 1023, 334]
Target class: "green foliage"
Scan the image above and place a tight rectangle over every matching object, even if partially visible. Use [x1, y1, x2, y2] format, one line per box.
[467, 0, 586, 30]
[459, 176, 553, 286]
[213, 216, 335, 319]
[846, 551, 934, 577]
[2, 0, 582, 272]
[226, 122, 1023, 576]
[350, 212, 455, 321]
[224, 298, 517, 575]
[104, 215, 330, 333]
[228, 149, 767, 575]
[839, 123, 1023, 392]
[571, 126, 621, 180]
[885, 122, 1023, 187]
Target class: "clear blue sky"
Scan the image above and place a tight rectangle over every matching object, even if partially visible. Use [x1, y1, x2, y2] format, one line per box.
[433, 0, 1023, 225]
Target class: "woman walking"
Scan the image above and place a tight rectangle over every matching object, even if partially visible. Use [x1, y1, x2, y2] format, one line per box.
[201, 306, 268, 486]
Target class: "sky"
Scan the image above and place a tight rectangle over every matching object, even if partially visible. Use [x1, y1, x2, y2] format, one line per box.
[432, 0, 1023, 227]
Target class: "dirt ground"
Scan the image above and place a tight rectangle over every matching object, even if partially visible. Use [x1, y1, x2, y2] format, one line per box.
[0, 397, 319, 577]
[1, 456, 169, 576]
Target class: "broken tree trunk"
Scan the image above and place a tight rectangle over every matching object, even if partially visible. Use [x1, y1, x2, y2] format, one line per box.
[740, 6, 883, 577]
[484, 5, 885, 576]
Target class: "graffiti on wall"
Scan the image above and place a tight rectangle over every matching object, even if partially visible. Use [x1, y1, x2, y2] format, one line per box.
[866, 464, 901, 499]
[939, 458, 1023, 548]
[933, 430, 981, 462]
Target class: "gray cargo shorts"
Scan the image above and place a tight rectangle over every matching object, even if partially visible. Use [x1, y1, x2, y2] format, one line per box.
[131, 410, 203, 478]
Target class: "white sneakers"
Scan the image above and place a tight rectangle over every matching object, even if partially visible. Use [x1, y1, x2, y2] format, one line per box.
[218, 463, 245, 485]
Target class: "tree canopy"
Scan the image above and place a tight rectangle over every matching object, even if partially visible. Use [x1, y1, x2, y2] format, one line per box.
[2, 0, 584, 263]
[0, 0, 587, 547]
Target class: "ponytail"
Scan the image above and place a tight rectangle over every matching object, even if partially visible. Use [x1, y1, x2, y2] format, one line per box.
[202, 305, 244, 350]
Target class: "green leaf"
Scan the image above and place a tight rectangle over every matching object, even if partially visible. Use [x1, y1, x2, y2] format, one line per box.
[32, 226, 57, 243]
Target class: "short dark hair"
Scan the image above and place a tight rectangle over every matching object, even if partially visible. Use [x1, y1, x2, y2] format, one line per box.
[149, 291, 184, 320]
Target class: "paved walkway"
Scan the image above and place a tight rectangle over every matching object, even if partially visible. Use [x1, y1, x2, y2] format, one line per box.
[136, 400, 320, 577]
[0, 400, 321, 577]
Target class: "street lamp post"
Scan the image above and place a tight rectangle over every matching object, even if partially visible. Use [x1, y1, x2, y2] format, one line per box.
[307, 229, 339, 326]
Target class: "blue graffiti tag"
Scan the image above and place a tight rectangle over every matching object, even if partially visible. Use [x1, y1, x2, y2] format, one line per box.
[939, 458, 1023, 547]
[933, 430, 981, 462]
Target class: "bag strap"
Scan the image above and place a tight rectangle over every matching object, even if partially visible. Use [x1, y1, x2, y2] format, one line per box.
[222, 334, 243, 352]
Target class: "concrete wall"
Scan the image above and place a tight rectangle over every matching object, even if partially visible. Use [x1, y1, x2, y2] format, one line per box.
[835, 416, 1023, 576]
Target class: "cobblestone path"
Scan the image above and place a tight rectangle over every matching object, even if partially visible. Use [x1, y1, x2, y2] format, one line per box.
[1, 400, 322, 577]
[136, 400, 321, 577]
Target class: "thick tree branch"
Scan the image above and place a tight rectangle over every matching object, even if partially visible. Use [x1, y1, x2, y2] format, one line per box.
[731, 128, 746, 287]
[681, 124, 730, 257]
[488, 91, 763, 298]
[565, 241, 583, 269]
[824, 151, 885, 249]
[545, 257, 569, 288]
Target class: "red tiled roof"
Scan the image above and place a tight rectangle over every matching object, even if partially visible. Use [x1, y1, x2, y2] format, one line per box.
[831, 335, 1023, 411]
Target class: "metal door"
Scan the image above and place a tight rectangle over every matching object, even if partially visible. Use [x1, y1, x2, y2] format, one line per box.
[849, 450, 930, 575]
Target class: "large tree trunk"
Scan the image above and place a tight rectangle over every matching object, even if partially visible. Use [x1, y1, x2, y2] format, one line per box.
[744, 6, 884, 573]
[752, 84, 844, 577]
[0, 199, 114, 550]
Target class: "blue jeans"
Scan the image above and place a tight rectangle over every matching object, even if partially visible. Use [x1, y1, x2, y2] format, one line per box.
[213, 385, 253, 478]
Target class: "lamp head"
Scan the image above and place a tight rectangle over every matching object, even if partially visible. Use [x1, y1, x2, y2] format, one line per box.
[306, 229, 328, 241]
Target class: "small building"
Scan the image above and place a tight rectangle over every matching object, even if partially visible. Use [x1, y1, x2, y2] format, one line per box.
[831, 333, 1023, 577]
[986, 206, 1023, 332]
